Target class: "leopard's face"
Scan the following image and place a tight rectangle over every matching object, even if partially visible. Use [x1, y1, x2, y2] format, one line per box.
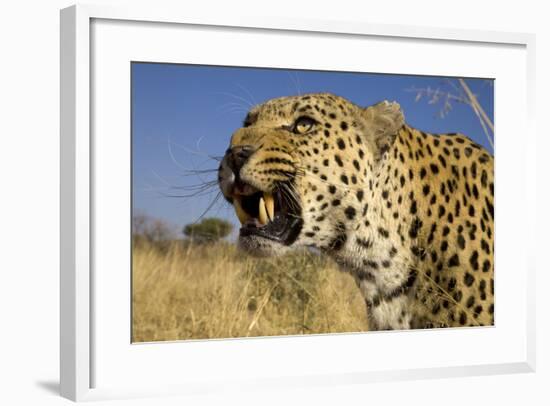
[218, 93, 404, 256]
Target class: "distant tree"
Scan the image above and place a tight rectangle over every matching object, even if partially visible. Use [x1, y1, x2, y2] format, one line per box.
[132, 213, 175, 244]
[183, 218, 233, 243]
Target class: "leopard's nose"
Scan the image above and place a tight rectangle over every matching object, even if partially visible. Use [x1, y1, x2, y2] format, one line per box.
[218, 145, 255, 200]
[228, 145, 255, 173]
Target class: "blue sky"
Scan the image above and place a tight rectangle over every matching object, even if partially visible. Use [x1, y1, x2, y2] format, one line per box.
[132, 63, 494, 235]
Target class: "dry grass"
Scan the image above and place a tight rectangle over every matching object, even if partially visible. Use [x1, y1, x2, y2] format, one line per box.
[132, 240, 369, 342]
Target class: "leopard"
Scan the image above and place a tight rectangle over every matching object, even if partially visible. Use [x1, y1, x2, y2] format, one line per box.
[218, 92, 494, 331]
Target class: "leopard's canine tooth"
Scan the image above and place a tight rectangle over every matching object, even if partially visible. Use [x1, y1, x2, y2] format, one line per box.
[233, 196, 250, 225]
[263, 192, 275, 221]
[258, 196, 268, 225]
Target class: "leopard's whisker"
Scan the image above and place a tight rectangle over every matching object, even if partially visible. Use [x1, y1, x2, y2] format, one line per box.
[210, 90, 254, 108]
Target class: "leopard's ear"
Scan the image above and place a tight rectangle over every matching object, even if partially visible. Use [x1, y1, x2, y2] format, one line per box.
[362, 100, 404, 159]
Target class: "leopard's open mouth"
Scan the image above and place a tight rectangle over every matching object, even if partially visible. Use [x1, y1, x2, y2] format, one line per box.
[231, 182, 303, 246]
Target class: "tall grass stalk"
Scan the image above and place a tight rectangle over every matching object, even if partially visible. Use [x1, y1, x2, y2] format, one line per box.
[132, 240, 369, 342]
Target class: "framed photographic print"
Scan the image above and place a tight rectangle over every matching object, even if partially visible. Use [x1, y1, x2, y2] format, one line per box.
[60, 4, 536, 402]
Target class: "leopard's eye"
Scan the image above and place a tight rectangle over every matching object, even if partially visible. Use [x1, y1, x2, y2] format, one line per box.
[292, 116, 316, 134]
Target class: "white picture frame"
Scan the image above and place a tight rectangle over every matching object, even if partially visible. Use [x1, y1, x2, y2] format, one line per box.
[60, 3, 536, 402]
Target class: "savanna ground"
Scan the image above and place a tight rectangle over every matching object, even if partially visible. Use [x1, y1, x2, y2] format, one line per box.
[132, 240, 369, 342]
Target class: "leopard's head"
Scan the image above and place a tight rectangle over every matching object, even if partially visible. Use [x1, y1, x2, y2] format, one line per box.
[218, 93, 404, 256]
